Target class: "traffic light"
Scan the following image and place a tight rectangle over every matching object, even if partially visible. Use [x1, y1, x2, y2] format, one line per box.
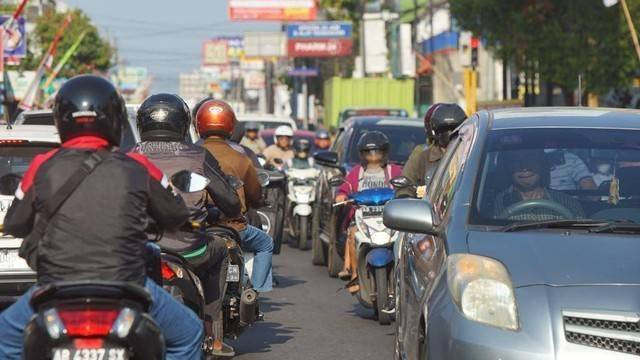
[471, 37, 479, 69]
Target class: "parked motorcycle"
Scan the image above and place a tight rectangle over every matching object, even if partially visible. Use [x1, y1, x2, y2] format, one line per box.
[285, 167, 320, 250]
[332, 178, 398, 325]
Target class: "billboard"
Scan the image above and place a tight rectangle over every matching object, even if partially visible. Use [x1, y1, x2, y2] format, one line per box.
[287, 21, 353, 58]
[288, 39, 353, 58]
[287, 22, 352, 39]
[229, 0, 317, 21]
[244, 32, 286, 58]
[202, 40, 229, 66]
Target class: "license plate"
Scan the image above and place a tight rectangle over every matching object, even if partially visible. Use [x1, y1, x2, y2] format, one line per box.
[52, 348, 128, 360]
[226, 264, 240, 282]
[363, 206, 384, 216]
[0, 248, 29, 271]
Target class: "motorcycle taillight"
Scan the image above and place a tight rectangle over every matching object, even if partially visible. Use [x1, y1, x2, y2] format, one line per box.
[58, 309, 119, 337]
[161, 261, 177, 280]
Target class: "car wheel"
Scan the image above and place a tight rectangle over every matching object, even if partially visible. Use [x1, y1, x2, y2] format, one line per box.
[311, 204, 326, 265]
[327, 212, 343, 277]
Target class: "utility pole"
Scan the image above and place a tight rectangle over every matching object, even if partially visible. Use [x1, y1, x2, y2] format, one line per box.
[621, 0, 640, 64]
[360, 0, 367, 76]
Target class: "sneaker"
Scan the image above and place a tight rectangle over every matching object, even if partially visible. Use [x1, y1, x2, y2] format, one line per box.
[381, 296, 396, 315]
[211, 339, 235, 357]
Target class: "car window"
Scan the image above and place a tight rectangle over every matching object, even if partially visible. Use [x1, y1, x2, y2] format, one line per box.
[470, 128, 640, 226]
[346, 125, 425, 165]
[0, 144, 58, 178]
[428, 139, 464, 216]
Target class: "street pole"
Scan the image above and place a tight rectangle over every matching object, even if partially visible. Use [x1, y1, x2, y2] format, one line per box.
[620, 0, 640, 64]
[360, 0, 367, 77]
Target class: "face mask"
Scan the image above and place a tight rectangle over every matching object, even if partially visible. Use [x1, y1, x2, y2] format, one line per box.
[597, 164, 612, 174]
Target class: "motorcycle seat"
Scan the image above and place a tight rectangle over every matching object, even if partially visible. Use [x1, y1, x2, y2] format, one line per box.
[30, 280, 152, 311]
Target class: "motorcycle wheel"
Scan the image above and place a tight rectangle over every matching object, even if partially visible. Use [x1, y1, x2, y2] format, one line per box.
[298, 216, 309, 250]
[327, 213, 343, 278]
[375, 267, 391, 325]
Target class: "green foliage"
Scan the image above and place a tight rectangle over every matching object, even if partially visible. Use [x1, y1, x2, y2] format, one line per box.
[450, 0, 640, 95]
[19, 9, 112, 77]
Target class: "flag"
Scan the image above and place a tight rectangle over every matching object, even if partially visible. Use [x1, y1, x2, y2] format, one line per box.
[43, 31, 87, 90]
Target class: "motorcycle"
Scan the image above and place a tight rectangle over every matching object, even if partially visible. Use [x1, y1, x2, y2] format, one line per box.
[285, 167, 320, 250]
[23, 252, 166, 359]
[332, 178, 398, 325]
[159, 171, 261, 352]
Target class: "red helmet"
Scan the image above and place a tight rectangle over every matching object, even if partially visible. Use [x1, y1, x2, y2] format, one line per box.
[195, 99, 237, 138]
[424, 103, 443, 130]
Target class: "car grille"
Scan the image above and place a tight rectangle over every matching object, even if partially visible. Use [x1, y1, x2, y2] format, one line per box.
[563, 310, 640, 355]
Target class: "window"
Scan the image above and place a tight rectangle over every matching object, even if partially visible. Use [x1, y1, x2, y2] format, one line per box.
[346, 125, 426, 165]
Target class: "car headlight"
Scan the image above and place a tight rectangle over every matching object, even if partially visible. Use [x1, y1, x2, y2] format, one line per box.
[447, 254, 518, 330]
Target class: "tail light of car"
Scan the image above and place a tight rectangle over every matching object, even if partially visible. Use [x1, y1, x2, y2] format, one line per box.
[58, 308, 119, 337]
[161, 261, 177, 281]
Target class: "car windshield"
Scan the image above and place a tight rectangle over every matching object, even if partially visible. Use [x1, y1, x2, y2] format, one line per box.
[471, 128, 640, 227]
[0, 144, 58, 179]
[347, 123, 425, 165]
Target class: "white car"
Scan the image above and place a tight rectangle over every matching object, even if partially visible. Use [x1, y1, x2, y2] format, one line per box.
[237, 114, 298, 131]
[0, 125, 60, 308]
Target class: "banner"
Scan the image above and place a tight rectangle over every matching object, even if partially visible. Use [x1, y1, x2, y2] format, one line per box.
[288, 38, 353, 58]
[229, 0, 317, 21]
[0, 16, 26, 59]
[244, 32, 286, 58]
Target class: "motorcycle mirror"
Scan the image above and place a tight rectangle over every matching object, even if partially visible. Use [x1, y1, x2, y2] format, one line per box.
[273, 158, 284, 165]
[257, 171, 270, 187]
[0, 173, 21, 196]
[390, 176, 414, 190]
[171, 171, 210, 193]
[328, 175, 346, 187]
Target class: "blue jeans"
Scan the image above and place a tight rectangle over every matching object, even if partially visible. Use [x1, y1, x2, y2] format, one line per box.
[240, 225, 273, 292]
[0, 278, 203, 360]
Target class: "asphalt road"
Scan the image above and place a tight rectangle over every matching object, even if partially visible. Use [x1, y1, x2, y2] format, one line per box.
[229, 242, 395, 359]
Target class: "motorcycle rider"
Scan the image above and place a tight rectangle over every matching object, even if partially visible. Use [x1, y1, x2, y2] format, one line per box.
[263, 125, 294, 167]
[240, 121, 267, 154]
[196, 99, 274, 294]
[334, 131, 402, 303]
[287, 138, 315, 169]
[396, 103, 466, 198]
[134, 93, 241, 357]
[0, 75, 203, 359]
[314, 129, 332, 151]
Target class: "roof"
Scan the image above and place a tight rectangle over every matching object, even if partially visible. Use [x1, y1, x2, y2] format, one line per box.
[0, 125, 60, 143]
[342, 116, 422, 128]
[260, 129, 314, 137]
[237, 114, 296, 123]
[488, 107, 640, 130]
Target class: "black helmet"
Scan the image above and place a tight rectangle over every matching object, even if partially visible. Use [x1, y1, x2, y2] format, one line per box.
[245, 122, 260, 132]
[137, 93, 190, 142]
[53, 75, 126, 145]
[357, 130, 390, 160]
[294, 138, 312, 153]
[427, 103, 466, 147]
[315, 129, 330, 140]
[230, 121, 245, 143]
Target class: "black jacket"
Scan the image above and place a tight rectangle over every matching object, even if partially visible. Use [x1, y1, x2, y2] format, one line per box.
[134, 141, 242, 252]
[3, 136, 190, 285]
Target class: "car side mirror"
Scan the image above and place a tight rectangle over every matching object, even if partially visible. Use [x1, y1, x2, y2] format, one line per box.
[314, 151, 340, 168]
[383, 199, 437, 235]
[390, 176, 414, 190]
[257, 171, 270, 187]
[171, 171, 210, 193]
[328, 175, 346, 187]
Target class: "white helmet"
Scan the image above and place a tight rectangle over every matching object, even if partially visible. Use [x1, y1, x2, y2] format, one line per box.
[274, 125, 294, 138]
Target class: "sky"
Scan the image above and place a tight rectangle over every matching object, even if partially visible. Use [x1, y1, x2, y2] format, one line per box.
[64, 0, 279, 93]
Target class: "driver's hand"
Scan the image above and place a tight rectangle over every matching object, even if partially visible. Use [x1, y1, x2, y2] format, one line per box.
[416, 186, 426, 198]
[335, 194, 347, 203]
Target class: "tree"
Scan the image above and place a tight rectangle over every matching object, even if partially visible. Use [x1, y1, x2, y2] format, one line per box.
[450, 0, 640, 99]
[18, 9, 113, 77]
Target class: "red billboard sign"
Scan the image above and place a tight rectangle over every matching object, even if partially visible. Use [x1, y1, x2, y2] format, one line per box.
[229, 0, 317, 21]
[287, 38, 353, 58]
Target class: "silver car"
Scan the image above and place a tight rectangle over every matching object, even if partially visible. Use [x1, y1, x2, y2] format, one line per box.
[385, 107, 640, 359]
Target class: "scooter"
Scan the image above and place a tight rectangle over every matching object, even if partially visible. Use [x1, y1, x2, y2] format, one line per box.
[333, 182, 398, 325]
[285, 167, 320, 250]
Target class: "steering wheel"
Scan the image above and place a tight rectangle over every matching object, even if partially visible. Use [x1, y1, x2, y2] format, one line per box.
[499, 199, 574, 219]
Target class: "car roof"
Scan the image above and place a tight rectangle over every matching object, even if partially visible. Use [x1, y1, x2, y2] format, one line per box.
[0, 125, 60, 143]
[237, 115, 295, 123]
[342, 116, 422, 128]
[260, 129, 314, 137]
[487, 107, 640, 130]
[19, 109, 53, 115]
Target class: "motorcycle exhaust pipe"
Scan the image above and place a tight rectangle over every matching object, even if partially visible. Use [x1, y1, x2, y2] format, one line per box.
[239, 288, 259, 325]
